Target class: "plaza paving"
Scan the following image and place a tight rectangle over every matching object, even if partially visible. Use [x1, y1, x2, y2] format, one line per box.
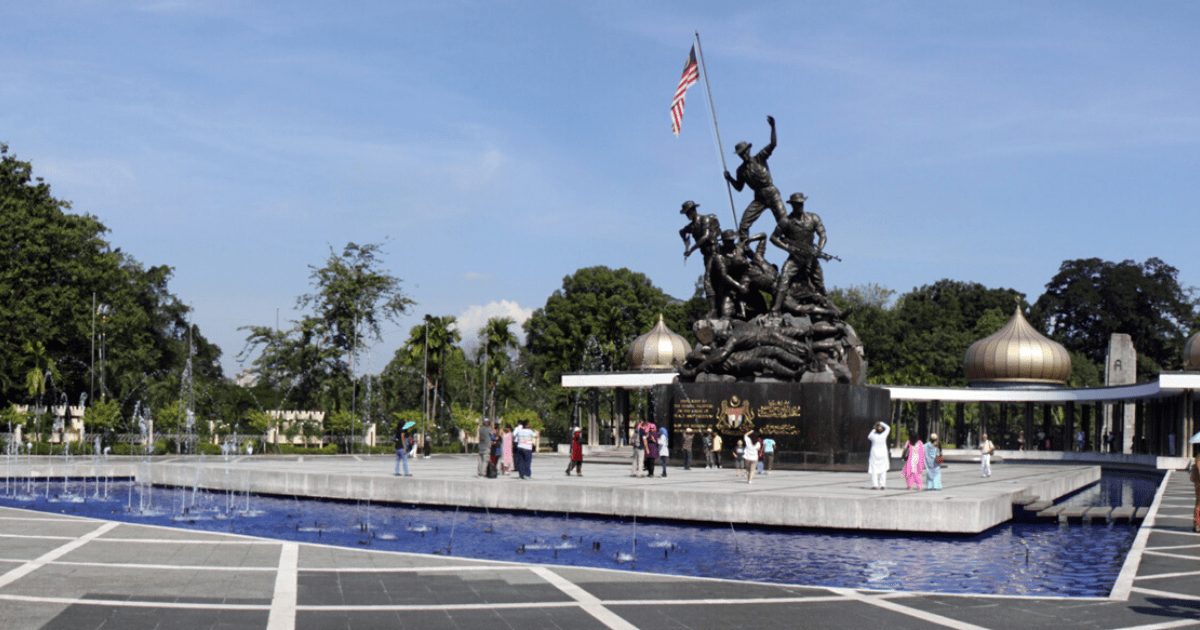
[132, 453, 1102, 533]
[0, 469, 1195, 629]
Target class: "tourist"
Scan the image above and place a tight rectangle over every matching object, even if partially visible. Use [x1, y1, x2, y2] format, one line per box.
[1076, 429, 1087, 452]
[1190, 455, 1200, 533]
[488, 427, 502, 478]
[682, 427, 695, 470]
[631, 420, 646, 478]
[703, 429, 714, 468]
[712, 431, 723, 468]
[925, 433, 943, 490]
[901, 434, 925, 490]
[734, 439, 744, 470]
[644, 423, 659, 477]
[477, 418, 494, 477]
[762, 435, 776, 475]
[658, 425, 670, 477]
[500, 426, 514, 476]
[514, 420, 535, 480]
[1017, 430, 1025, 451]
[1104, 430, 1114, 453]
[565, 426, 583, 476]
[867, 421, 890, 490]
[743, 431, 760, 484]
[979, 432, 995, 478]
[393, 424, 411, 477]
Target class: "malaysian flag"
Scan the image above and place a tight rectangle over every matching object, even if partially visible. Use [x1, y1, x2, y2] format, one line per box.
[670, 45, 700, 136]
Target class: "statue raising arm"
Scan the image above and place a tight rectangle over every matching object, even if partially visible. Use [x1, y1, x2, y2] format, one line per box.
[761, 115, 777, 160]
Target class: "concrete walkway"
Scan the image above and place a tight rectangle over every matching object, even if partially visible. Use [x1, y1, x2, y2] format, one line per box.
[132, 453, 1099, 533]
[0, 470, 1194, 629]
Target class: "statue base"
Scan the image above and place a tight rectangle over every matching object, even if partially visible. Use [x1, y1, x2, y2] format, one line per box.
[654, 381, 891, 471]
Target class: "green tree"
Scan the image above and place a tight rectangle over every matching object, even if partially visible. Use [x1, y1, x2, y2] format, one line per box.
[0, 404, 27, 432]
[478, 316, 518, 419]
[522, 266, 690, 440]
[386, 315, 461, 437]
[22, 340, 58, 402]
[241, 242, 413, 411]
[1032, 257, 1199, 376]
[83, 398, 121, 440]
[833, 280, 1023, 386]
[0, 144, 223, 417]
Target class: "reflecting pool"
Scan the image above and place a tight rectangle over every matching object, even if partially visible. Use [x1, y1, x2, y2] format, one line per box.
[0, 469, 1160, 597]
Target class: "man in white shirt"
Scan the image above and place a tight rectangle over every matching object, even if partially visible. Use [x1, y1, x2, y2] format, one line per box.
[979, 433, 995, 478]
[514, 421, 536, 480]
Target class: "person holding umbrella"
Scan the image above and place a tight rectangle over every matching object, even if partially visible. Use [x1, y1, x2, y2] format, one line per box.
[394, 421, 415, 477]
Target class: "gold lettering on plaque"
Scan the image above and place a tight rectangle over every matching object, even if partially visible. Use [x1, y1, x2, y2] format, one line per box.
[756, 399, 802, 419]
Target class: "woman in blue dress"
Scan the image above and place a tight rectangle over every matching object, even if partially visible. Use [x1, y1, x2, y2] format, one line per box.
[924, 433, 943, 490]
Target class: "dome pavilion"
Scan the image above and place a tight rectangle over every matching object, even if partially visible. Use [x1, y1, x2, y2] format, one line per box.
[627, 314, 691, 370]
[964, 307, 1072, 387]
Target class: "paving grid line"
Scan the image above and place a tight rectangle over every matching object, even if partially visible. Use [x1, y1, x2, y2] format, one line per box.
[0, 521, 118, 590]
[45, 559, 278, 572]
[1111, 470, 1172, 600]
[297, 602, 581, 612]
[1146, 544, 1200, 551]
[1115, 620, 1200, 630]
[1134, 569, 1200, 582]
[300, 565, 531, 573]
[830, 588, 991, 630]
[530, 566, 639, 630]
[0, 516, 90, 522]
[92, 537, 278, 545]
[1147, 529, 1200, 539]
[267, 542, 298, 630]
[1142, 550, 1200, 562]
[599, 595, 849, 606]
[1130, 586, 1200, 602]
[0, 533, 78, 541]
[0, 592, 270, 610]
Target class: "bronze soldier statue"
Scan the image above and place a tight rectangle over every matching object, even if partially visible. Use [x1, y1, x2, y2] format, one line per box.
[770, 192, 827, 313]
[711, 230, 769, 319]
[725, 115, 787, 242]
[678, 200, 721, 316]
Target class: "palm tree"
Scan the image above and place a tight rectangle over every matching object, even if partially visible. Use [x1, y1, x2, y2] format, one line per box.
[402, 315, 461, 435]
[479, 317, 517, 419]
[23, 340, 58, 402]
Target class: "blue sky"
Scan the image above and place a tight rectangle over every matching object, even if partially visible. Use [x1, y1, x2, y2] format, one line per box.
[3, 1, 1198, 376]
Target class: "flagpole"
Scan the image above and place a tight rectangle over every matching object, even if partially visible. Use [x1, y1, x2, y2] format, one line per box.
[694, 31, 738, 229]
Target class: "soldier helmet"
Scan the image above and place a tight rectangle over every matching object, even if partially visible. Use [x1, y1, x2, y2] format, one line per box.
[679, 200, 700, 213]
[734, 141, 751, 155]
[787, 192, 808, 204]
[720, 229, 737, 242]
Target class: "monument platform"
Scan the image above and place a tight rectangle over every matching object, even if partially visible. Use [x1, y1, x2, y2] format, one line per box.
[113, 454, 1106, 534]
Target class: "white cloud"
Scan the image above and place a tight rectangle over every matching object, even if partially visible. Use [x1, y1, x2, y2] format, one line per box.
[456, 300, 533, 349]
[463, 271, 491, 282]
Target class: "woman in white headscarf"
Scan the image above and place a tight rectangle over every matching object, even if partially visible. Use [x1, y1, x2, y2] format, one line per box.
[867, 421, 890, 490]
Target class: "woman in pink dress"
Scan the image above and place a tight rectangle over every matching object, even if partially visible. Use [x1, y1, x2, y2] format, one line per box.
[500, 426, 514, 475]
[901, 434, 925, 491]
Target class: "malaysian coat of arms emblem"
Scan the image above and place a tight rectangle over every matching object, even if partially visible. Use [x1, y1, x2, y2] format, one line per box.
[716, 395, 755, 431]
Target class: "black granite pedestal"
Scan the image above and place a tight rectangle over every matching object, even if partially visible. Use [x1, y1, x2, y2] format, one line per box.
[654, 382, 891, 471]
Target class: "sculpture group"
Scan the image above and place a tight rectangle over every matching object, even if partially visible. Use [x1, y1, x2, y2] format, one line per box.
[677, 116, 865, 384]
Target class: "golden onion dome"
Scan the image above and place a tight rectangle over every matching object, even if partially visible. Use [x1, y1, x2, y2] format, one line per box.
[964, 307, 1071, 386]
[1185, 332, 1200, 370]
[628, 314, 691, 370]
